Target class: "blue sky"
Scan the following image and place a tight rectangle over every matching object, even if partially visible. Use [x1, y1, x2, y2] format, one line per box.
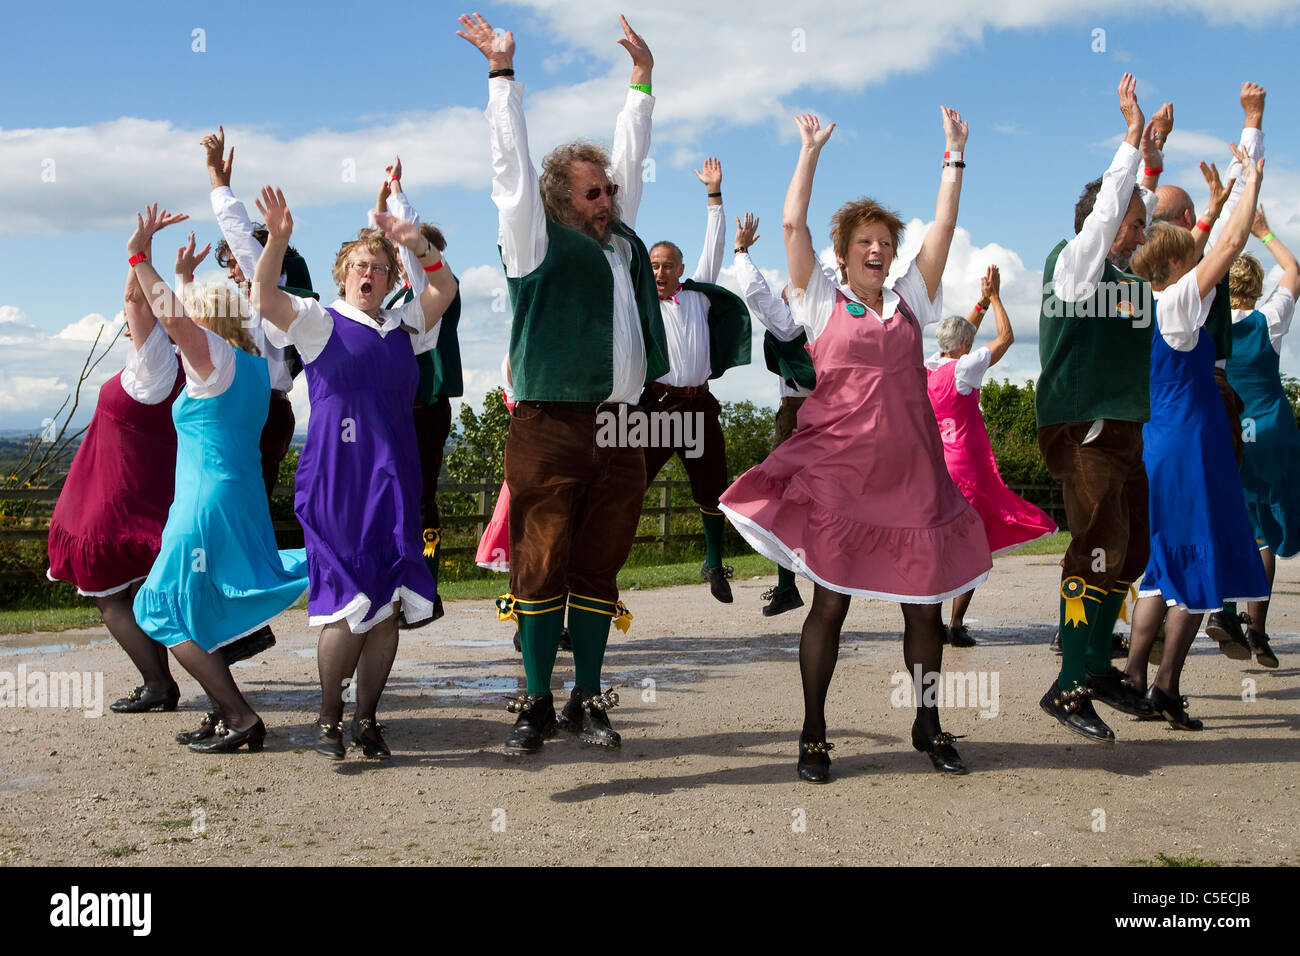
[4, 0, 1300, 432]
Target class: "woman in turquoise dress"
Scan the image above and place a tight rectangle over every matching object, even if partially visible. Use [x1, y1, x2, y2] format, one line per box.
[126, 205, 308, 753]
[1225, 205, 1300, 667]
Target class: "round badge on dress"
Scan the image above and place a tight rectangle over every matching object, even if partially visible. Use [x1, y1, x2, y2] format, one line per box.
[846, 302, 866, 316]
[1061, 576, 1086, 601]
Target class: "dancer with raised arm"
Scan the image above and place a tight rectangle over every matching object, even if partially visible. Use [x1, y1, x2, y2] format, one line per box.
[720, 110, 991, 783]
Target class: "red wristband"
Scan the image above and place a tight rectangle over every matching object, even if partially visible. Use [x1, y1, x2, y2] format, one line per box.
[1144, 166, 1163, 176]
[128, 252, 147, 267]
[422, 259, 443, 273]
[1194, 219, 1211, 233]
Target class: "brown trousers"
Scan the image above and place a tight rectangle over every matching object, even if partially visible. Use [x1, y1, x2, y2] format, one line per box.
[773, 395, 806, 450]
[639, 388, 729, 509]
[506, 402, 646, 603]
[259, 390, 295, 501]
[1037, 420, 1149, 591]
[412, 396, 452, 531]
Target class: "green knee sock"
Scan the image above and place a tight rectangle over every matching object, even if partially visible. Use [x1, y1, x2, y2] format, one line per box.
[1221, 600, 1237, 618]
[1084, 582, 1129, 674]
[777, 564, 796, 590]
[505, 595, 565, 695]
[701, 508, 725, 569]
[566, 596, 624, 689]
[1057, 581, 1106, 689]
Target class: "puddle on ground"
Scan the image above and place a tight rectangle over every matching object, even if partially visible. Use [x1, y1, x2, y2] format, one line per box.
[0, 637, 113, 658]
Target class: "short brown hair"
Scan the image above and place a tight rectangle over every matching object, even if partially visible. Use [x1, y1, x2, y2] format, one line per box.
[332, 228, 400, 298]
[538, 140, 620, 231]
[1229, 253, 1265, 308]
[181, 280, 260, 356]
[1129, 221, 1193, 287]
[830, 198, 905, 282]
[420, 223, 447, 253]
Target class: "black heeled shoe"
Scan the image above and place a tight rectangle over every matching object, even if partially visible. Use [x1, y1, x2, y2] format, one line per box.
[110, 682, 180, 714]
[911, 721, 967, 774]
[350, 716, 391, 759]
[503, 693, 557, 755]
[315, 720, 345, 759]
[557, 686, 621, 749]
[187, 718, 266, 753]
[797, 738, 833, 784]
[1246, 629, 1279, 669]
[945, 624, 977, 648]
[1086, 666, 1154, 717]
[175, 712, 220, 744]
[1147, 686, 1203, 731]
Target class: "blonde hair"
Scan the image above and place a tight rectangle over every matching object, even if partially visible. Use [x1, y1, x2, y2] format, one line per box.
[1129, 221, 1193, 287]
[1229, 253, 1265, 309]
[182, 280, 260, 356]
[332, 228, 401, 298]
[830, 198, 905, 283]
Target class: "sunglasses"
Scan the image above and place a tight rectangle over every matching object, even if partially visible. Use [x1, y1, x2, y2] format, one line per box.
[578, 183, 619, 202]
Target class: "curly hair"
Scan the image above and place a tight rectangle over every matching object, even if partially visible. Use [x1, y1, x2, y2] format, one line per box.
[830, 198, 905, 283]
[331, 228, 401, 298]
[1229, 253, 1265, 308]
[182, 280, 260, 356]
[538, 140, 621, 234]
[936, 315, 977, 354]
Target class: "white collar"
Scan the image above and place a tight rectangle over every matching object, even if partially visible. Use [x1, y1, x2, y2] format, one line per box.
[330, 298, 402, 337]
[1231, 307, 1253, 324]
[842, 283, 901, 324]
[924, 351, 957, 371]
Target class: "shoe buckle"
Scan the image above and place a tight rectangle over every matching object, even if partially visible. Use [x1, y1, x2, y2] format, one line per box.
[213, 719, 230, 737]
[801, 740, 834, 755]
[583, 689, 620, 712]
[761, 587, 777, 601]
[505, 693, 539, 715]
[126, 686, 144, 702]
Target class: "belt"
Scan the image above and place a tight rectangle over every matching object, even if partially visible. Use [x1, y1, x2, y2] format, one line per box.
[519, 400, 634, 414]
[647, 382, 709, 398]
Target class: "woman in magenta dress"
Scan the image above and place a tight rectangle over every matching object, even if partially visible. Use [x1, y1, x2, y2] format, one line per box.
[925, 265, 1057, 646]
[46, 248, 188, 714]
[251, 187, 458, 760]
[719, 112, 991, 783]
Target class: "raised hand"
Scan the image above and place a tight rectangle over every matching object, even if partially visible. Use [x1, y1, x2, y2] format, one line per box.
[1118, 73, 1145, 142]
[940, 106, 968, 152]
[795, 113, 835, 152]
[734, 213, 760, 250]
[457, 13, 514, 69]
[174, 231, 212, 279]
[981, 264, 1000, 302]
[1241, 82, 1265, 127]
[374, 211, 425, 253]
[1251, 205, 1272, 240]
[1150, 102, 1173, 148]
[1199, 161, 1235, 219]
[200, 126, 234, 189]
[127, 203, 189, 257]
[694, 157, 722, 192]
[1228, 142, 1264, 186]
[254, 186, 294, 242]
[389, 155, 403, 185]
[617, 14, 653, 81]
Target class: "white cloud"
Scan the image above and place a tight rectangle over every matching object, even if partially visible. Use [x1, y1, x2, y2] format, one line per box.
[55, 311, 123, 343]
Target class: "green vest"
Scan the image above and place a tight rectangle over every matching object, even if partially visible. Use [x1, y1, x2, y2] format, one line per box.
[1035, 239, 1154, 428]
[763, 331, 816, 391]
[678, 279, 751, 379]
[386, 284, 464, 401]
[504, 218, 669, 402]
[1205, 273, 1232, 362]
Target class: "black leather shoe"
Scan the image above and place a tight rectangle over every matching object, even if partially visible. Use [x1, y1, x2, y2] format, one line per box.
[1086, 666, 1154, 717]
[1246, 629, 1279, 668]
[315, 720, 345, 760]
[558, 627, 571, 652]
[946, 624, 977, 648]
[175, 712, 220, 744]
[557, 686, 621, 749]
[1206, 612, 1252, 660]
[350, 716, 391, 758]
[110, 682, 180, 714]
[1039, 681, 1115, 743]
[187, 718, 266, 753]
[911, 720, 967, 774]
[762, 584, 805, 617]
[1147, 685, 1203, 731]
[1049, 631, 1062, 654]
[503, 693, 556, 756]
[797, 738, 833, 784]
[219, 626, 276, 666]
[1110, 631, 1130, 659]
[701, 562, 734, 603]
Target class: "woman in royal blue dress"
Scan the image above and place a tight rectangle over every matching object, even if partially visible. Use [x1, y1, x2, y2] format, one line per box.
[1121, 144, 1268, 730]
[250, 187, 458, 760]
[127, 204, 309, 753]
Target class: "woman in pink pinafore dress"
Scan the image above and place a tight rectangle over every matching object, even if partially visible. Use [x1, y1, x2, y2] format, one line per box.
[719, 111, 990, 783]
[925, 265, 1056, 647]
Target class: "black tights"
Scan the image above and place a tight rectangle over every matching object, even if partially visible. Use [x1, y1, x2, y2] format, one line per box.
[799, 584, 945, 740]
[317, 611, 399, 727]
[94, 586, 172, 692]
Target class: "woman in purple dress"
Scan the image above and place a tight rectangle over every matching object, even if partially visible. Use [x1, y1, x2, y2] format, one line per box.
[251, 187, 458, 760]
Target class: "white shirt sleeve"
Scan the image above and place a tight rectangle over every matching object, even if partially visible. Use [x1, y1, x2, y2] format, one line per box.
[735, 253, 800, 341]
[488, 78, 548, 279]
[1258, 285, 1296, 354]
[120, 321, 178, 405]
[210, 186, 266, 282]
[1156, 269, 1215, 351]
[610, 88, 654, 229]
[1207, 127, 1264, 252]
[1053, 142, 1142, 300]
[890, 257, 943, 327]
[790, 258, 838, 341]
[691, 204, 725, 284]
[386, 191, 427, 297]
[265, 293, 335, 365]
[183, 328, 237, 399]
[953, 346, 993, 395]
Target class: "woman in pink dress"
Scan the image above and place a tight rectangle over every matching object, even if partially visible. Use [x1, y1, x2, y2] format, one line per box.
[925, 265, 1057, 646]
[720, 111, 991, 783]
